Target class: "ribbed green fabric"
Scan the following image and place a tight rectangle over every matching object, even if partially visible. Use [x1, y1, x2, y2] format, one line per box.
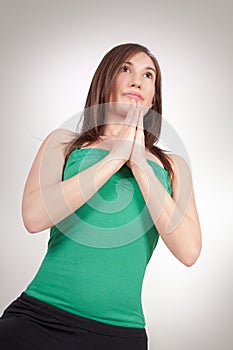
[25, 148, 172, 328]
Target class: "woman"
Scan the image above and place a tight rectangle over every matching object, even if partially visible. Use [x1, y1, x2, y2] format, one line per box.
[0, 43, 202, 349]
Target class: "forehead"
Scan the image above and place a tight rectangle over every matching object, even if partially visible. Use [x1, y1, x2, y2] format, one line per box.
[126, 51, 156, 69]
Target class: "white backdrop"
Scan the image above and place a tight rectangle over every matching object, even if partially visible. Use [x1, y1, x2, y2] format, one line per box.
[0, 0, 232, 349]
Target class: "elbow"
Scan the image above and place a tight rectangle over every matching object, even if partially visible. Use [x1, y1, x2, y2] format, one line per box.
[25, 225, 41, 234]
[22, 205, 52, 234]
[182, 229, 202, 267]
[22, 208, 42, 234]
[183, 245, 202, 267]
[183, 257, 198, 267]
[22, 217, 41, 234]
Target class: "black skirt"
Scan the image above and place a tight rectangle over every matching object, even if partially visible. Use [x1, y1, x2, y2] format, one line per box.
[0, 292, 148, 350]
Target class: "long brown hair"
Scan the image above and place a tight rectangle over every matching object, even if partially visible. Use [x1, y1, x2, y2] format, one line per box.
[63, 43, 174, 179]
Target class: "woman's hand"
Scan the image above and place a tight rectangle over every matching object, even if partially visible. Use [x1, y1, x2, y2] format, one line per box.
[108, 100, 141, 162]
[126, 101, 148, 170]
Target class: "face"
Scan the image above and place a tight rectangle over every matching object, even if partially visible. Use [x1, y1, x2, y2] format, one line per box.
[109, 51, 156, 109]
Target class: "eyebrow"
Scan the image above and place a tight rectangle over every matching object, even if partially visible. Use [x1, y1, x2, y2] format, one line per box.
[124, 61, 156, 74]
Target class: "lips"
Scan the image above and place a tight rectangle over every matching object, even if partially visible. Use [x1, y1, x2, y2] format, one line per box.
[123, 92, 143, 101]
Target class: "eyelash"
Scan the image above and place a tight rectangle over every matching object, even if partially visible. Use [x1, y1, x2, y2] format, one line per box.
[144, 72, 153, 79]
[120, 65, 153, 79]
[121, 65, 130, 73]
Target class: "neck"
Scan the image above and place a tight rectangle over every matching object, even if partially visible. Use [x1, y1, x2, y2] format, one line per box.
[103, 102, 130, 137]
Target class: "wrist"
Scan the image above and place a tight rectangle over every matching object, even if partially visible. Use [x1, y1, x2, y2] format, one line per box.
[130, 159, 151, 173]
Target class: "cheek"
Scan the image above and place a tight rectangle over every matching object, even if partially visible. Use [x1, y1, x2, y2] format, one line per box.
[116, 74, 129, 88]
[149, 87, 155, 103]
[110, 79, 121, 97]
[109, 83, 118, 101]
[144, 89, 155, 107]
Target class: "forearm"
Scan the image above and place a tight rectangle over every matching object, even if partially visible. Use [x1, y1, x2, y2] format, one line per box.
[22, 155, 125, 233]
[131, 162, 202, 266]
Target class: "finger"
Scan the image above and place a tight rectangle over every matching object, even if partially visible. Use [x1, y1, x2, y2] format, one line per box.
[138, 108, 144, 130]
[126, 103, 141, 133]
[134, 108, 145, 145]
[135, 108, 144, 134]
[130, 99, 140, 119]
[125, 100, 138, 127]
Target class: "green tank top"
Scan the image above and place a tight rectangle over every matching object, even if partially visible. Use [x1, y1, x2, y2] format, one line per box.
[25, 148, 172, 328]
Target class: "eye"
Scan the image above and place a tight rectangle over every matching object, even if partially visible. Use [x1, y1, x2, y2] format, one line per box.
[120, 64, 131, 73]
[144, 72, 153, 79]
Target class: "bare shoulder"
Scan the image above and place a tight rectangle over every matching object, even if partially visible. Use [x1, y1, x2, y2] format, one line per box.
[22, 128, 78, 198]
[145, 149, 165, 168]
[46, 128, 78, 144]
[40, 128, 78, 155]
[166, 153, 193, 194]
[168, 153, 191, 174]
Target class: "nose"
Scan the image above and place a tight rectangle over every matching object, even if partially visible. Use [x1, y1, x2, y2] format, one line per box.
[129, 74, 141, 89]
[130, 82, 141, 88]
